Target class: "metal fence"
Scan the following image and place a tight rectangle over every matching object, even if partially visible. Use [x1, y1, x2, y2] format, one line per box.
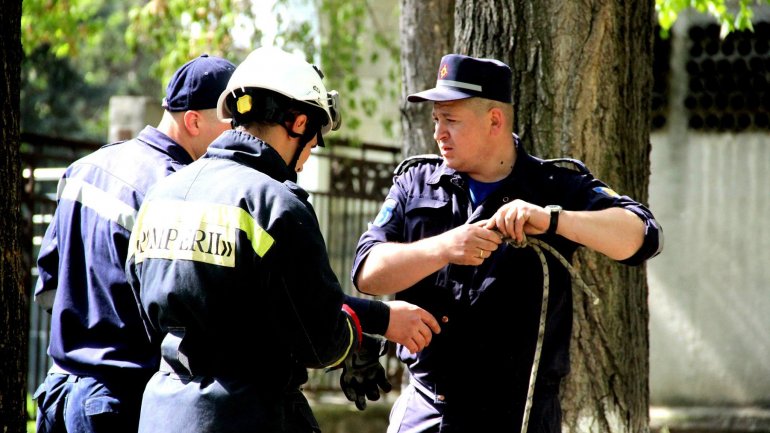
[20, 134, 404, 403]
[301, 144, 405, 392]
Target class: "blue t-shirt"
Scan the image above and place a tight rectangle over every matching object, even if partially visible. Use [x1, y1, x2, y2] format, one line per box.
[466, 175, 504, 207]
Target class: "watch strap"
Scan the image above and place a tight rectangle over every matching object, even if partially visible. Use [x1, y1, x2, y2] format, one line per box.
[546, 206, 560, 235]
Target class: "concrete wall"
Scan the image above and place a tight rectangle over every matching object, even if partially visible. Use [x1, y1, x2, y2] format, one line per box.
[650, 131, 770, 406]
[647, 9, 770, 431]
[108, 96, 162, 142]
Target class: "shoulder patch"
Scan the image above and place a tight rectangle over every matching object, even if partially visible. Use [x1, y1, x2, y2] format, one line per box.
[593, 186, 620, 197]
[394, 154, 443, 176]
[542, 157, 591, 175]
[372, 198, 397, 227]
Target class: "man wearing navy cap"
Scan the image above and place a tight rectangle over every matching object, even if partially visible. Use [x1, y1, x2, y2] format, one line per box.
[33, 53, 235, 433]
[353, 53, 663, 432]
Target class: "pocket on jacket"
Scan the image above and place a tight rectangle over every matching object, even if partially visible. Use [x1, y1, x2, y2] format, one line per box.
[85, 395, 121, 416]
[405, 197, 449, 214]
[404, 197, 452, 240]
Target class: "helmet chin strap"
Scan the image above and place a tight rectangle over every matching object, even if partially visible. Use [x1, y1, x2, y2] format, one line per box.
[284, 123, 318, 173]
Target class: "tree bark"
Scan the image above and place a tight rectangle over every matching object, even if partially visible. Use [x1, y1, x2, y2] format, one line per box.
[404, 0, 655, 431]
[399, 0, 454, 157]
[0, 0, 29, 431]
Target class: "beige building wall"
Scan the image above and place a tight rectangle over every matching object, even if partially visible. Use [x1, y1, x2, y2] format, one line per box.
[648, 8, 770, 430]
[108, 96, 162, 142]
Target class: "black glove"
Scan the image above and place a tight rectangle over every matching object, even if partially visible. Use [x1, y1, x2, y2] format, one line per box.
[339, 334, 392, 410]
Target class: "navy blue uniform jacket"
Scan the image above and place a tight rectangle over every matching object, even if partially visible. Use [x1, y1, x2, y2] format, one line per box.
[126, 130, 387, 432]
[35, 126, 194, 378]
[352, 140, 662, 418]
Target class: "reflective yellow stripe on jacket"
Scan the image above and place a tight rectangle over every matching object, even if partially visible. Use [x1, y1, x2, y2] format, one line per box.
[58, 177, 138, 231]
[128, 200, 274, 267]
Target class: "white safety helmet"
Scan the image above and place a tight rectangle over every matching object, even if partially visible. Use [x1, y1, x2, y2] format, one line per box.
[216, 46, 341, 134]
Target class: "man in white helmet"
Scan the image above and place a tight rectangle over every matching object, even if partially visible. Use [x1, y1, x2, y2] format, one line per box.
[125, 46, 441, 432]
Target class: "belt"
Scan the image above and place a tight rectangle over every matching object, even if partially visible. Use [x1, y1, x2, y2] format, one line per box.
[158, 327, 196, 376]
[409, 375, 561, 406]
[410, 376, 446, 405]
[49, 362, 152, 386]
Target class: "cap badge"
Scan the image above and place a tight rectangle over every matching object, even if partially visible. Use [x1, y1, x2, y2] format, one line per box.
[439, 64, 448, 78]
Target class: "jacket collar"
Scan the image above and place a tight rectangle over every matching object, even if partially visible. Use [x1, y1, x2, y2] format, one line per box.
[135, 126, 195, 166]
[205, 129, 296, 183]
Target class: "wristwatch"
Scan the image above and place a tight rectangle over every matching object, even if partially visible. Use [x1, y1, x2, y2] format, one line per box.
[545, 205, 562, 235]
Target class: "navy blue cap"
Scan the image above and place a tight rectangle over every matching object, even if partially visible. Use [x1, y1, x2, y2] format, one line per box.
[162, 54, 236, 112]
[407, 54, 512, 104]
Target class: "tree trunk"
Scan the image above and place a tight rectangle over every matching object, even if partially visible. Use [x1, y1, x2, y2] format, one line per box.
[403, 1, 655, 431]
[399, 0, 454, 157]
[0, 0, 29, 432]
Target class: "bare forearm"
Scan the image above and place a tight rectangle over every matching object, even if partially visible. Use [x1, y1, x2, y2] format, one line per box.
[558, 207, 645, 260]
[356, 238, 448, 296]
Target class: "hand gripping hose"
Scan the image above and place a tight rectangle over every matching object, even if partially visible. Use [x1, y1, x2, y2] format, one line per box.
[504, 235, 599, 433]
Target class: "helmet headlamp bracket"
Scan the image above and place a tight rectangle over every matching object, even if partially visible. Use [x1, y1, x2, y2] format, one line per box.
[327, 90, 342, 131]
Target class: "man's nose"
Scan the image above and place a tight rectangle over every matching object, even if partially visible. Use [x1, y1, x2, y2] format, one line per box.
[434, 122, 447, 141]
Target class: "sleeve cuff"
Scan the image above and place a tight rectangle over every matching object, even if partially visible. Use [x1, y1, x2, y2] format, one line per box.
[343, 295, 390, 336]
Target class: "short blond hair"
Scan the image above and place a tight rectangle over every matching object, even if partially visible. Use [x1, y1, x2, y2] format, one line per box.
[466, 97, 514, 130]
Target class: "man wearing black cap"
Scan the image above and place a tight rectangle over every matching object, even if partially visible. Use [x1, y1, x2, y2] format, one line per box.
[33, 54, 235, 433]
[352, 54, 663, 432]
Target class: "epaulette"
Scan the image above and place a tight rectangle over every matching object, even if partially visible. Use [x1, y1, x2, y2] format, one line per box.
[394, 154, 443, 176]
[100, 140, 129, 150]
[542, 157, 591, 175]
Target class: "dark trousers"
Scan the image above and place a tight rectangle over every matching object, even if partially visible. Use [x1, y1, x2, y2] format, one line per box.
[387, 381, 562, 433]
[34, 372, 147, 433]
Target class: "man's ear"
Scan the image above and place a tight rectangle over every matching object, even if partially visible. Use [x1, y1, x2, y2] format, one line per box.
[183, 110, 201, 136]
[294, 113, 308, 133]
[488, 107, 504, 136]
